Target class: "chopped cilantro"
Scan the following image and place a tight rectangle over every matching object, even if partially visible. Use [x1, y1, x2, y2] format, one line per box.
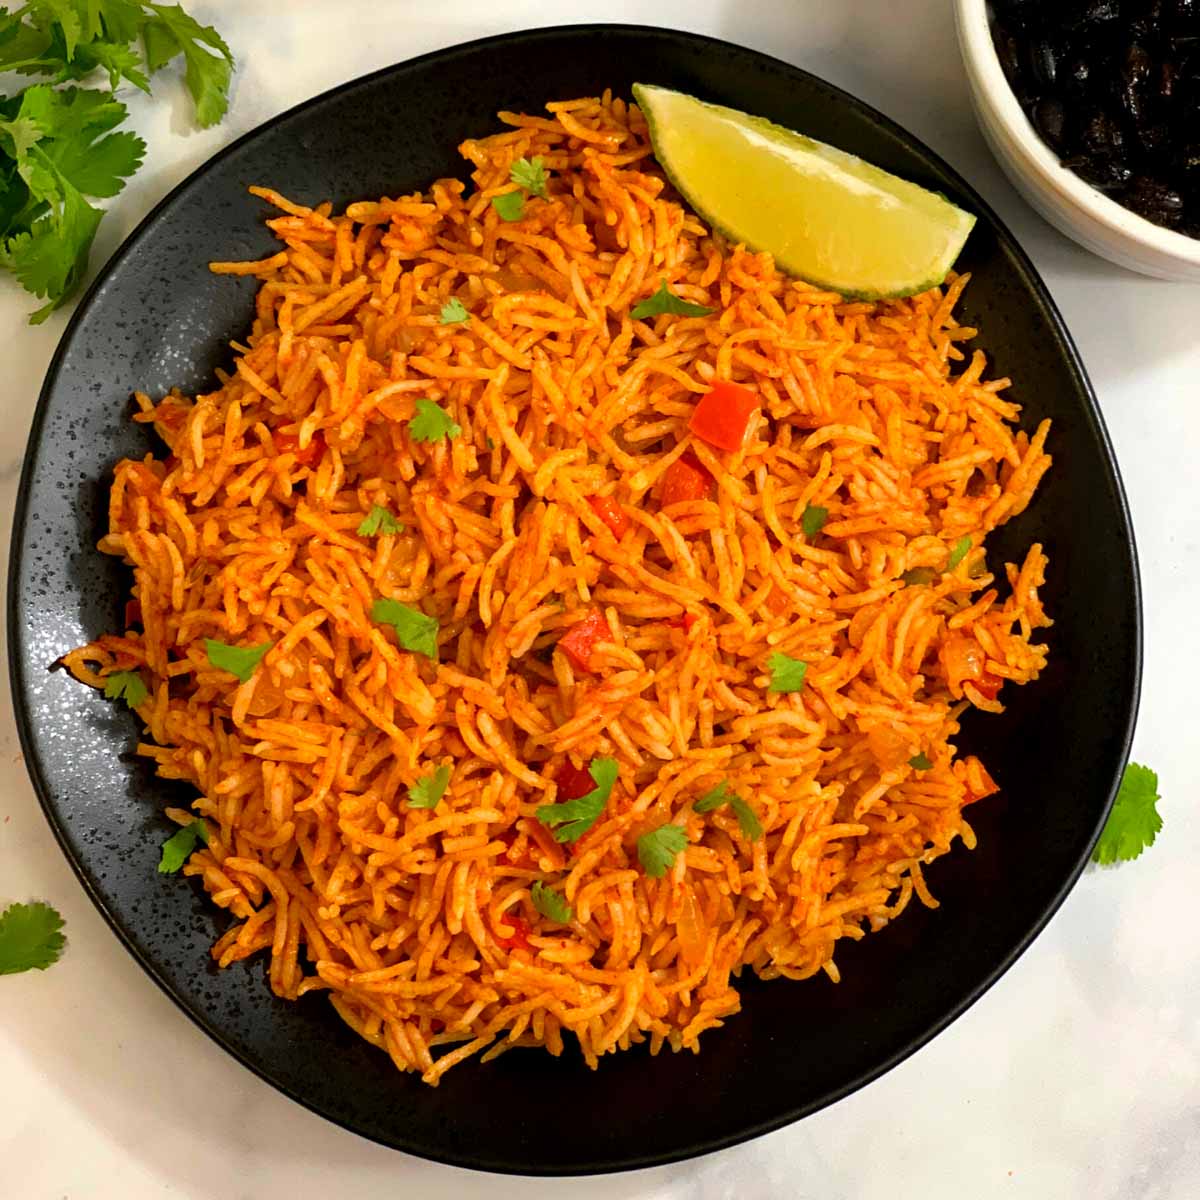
[371, 597, 439, 660]
[409, 764, 451, 810]
[947, 536, 972, 571]
[357, 504, 404, 536]
[408, 398, 461, 444]
[491, 190, 524, 222]
[0, 901, 65, 974]
[510, 155, 548, 198]
[103, 668, 148, 707]
[1093, 762, 1162, 865]
[802, 504, 828, 538]
[767, 652, 808, 694]
[531, 880, 572, 923]
[204, 638, 272, 683]
[909, 752, 933, 770]
[158, 818, 209, 874]
[637, 823, 688, 878]
[631, 280, 715, 320]
[439, 297, 469, 325]
[694, 780, 762, 839]
[536, 757, 617, 844]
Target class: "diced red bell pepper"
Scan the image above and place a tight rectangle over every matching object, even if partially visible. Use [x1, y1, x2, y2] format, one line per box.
[558, 609, 610, 671]
[660, 452, 713, 507]
[274, 429, 325, 467]
[688, 380, 759, 451]
[496, 912, 532, 952]
[587, 494, 630, 539]
[124, 599, 143, 628]
[556, 761, 596, 800]
[664, 612, 699, 633]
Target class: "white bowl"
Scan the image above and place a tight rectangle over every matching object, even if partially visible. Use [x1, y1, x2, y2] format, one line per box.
[954, 0, 1200, 281]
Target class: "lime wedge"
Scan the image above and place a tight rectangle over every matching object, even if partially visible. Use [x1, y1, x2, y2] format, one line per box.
[633, 84, 975, 299]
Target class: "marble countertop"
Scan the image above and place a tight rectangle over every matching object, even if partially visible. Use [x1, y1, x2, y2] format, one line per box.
[2, 2, 1198, 1197]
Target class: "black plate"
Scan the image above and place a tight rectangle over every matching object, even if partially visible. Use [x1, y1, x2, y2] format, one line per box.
[9, 24, 1141, 1176]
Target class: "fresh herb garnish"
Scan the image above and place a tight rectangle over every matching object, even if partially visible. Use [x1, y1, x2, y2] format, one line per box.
[1093, 762, 1162, 865]
[205, 638, 272, 683]
[357, 504, 404, 536]
[408, 764, 451, 810]
[491, 190, 524, 222]
[408, 398, 461, 444]
[694, 781, 762, 839]
[531, 880, 572, 923]
[909, 752, 933, 770]
[767, 652, 808, 694]
[802, 504, 828, 537]
[0, 901, 65, 975]
[510, 155, 548, 198]
[636, 823, 689, 878]
[371, 598, 439, 660]
[947, 536, 972, 571]
[900, 567, 937, 587]
[158, 819, 209, 874]
[439, 297, 469, 325]
[0, 3, 233, 321]
[103, 668, 148, 706]
[536, 756, 617, 844]
[631, 280, 715, 320]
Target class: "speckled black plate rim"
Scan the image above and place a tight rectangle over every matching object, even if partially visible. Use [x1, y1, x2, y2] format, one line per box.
[8, 23, 1142, 1175]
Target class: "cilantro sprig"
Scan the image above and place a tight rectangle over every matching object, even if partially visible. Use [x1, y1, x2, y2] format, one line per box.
[801, 504, 828, 538]
[409, 764, 451, 810]
[631, 280, 715, 320]
[104, 667, 148, 706]
[637, 823, 688, 878]
[158, 818, 208, 873]
[1093, 762, 1162, 865]
[767, 652, 808, 694]
[531, 880, 572, 923]
[0, 3, 234, 320]
[372, 597, 440, 660]
[205, 638, 273, 683]
[439, 297, 469, 325]
[0, 900, 65, 974]
[694, 781, 763, 840]
[357, 504, 404, 536]
[408, 398, 461, 444]
[536, 757, 617, 844]
[510, 155, 548, 198]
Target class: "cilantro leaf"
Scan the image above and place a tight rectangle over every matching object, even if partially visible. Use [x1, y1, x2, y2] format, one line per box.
[802, 504, 828, 538]
[371, 597, 439, 660]
[103, 667, 148, 706]
[637, 823, 688, 878]
[1093, 762, 1162, 865]
[204, 638, 272, 682]
[694, 780, 762, 840]
[531, 880, 572, 923]
[767, 652, 808, 693]
[158, 818, 209, 873]
[536, 757, 618, 844]
[439, 296, 469, 325]
[909, 752, 933, 770]
[408, 398, 461, 444]
[357, 504, 404, 536]
[510, 155, 548, 198]
[0, 900, 65, 974]
[71, 40, 152, 92]
[27, 0, 83, 60]
[631, 280, 715, 320]
[142, 4, 234, 128]
[491, 190, 524, 222]
[408, 764, 451, 810]
[947, 536, 972, 571]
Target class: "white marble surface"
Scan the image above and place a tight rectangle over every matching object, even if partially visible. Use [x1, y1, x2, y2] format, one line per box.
[2, 2, 1198, 1196]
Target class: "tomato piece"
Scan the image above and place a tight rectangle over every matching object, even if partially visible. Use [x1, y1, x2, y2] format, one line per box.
[660, 452, 713, 507]
[274, 429, 325, 467]
[556, 761, 596, 800]
[963, 760, 1000, 806]
[971, 671, 1003, 702]
[496, 912, 533, 952]
[587, 494, 630, 539]
[124, 599, 143, 628]
[664, 612, 700, 633]
[688, 380, 759, 451]
[557, 609, 610, 671]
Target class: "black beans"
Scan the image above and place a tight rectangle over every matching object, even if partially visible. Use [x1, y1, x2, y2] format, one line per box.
[988, 0, 1200, 237]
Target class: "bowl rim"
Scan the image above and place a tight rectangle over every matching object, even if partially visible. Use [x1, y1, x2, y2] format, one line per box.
[954, 0, 1200, 266]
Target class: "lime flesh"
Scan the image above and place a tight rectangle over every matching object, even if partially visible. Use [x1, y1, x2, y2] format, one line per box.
[633, 84, 976, 299]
